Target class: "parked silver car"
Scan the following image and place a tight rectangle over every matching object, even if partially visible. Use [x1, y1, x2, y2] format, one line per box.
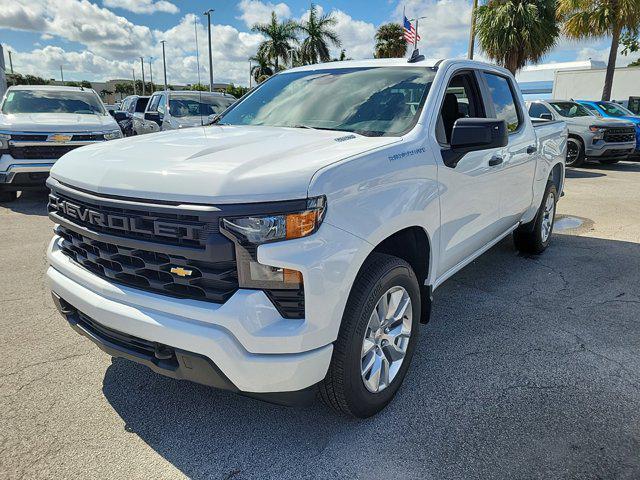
[527, 100, 636, 167]
[134, 90, 236, 135]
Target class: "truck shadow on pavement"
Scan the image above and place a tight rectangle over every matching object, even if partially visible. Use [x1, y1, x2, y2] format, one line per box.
[101, 232, 640, 480]
[2, 190, 49, 216]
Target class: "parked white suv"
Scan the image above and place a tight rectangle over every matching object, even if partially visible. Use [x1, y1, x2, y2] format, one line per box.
[0, 86, 122, 202]
[47, 58, 566, 417]
[134, 90, 236, 135]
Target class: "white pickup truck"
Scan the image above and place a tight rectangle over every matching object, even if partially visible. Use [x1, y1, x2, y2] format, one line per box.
[46, 58, 566, 417]
[0, 86, 122, 201]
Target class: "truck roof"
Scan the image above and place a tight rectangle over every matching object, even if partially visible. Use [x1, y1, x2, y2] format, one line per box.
[7, 85, 94, 92]
[284, 57, 509, 75]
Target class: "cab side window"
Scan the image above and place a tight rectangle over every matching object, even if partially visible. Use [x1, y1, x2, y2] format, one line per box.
[483, 73, 522, 132]
[157, 95, 166, 115]
[147, 95, 160, 113]
[528, 102, 552, 119]
[437, 71, 486, 145]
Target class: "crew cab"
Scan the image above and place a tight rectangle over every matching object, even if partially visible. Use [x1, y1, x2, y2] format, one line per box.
[46, 58, 566, 417]
[0, 86, 122, 202]
[527, 99, 635, 167]
[134, 90, 236, 135]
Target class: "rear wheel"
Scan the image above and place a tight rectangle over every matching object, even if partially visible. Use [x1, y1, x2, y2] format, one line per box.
[514, 181, 557, 254]
[319, 253, 420, 418]
[566, 137, 585, 167]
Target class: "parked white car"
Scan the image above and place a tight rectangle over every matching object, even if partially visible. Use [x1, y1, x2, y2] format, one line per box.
[47, 58, 566, 417]
[0, 85, 122, 202]
[133, 90, 236, 135]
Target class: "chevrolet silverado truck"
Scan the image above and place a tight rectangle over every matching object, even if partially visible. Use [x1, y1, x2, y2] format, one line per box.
[47, 58, 566, 418]
[527, 99, 635, 167]
[0, 85, 122, 202]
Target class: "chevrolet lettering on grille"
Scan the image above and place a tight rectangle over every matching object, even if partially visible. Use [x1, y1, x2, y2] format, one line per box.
[48, 194, 202, 241]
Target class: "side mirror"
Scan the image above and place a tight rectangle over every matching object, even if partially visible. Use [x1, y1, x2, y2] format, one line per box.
[442, 118, 508, 168]
[539, 113, 553, 121]
[113, 111, 128, 122]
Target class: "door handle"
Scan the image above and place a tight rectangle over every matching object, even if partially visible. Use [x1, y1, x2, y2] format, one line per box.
[526, 145, 537, 154]
[488, 156, 503, 166]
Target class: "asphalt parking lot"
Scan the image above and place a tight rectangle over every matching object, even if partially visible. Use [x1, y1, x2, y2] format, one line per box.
[1, 161, 640, 480]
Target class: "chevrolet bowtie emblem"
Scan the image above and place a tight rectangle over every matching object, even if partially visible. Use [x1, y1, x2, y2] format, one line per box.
[48, 134, 72, 143]
[170, 267, 193, 277]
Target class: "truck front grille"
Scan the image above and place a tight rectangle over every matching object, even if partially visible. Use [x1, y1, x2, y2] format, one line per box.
[9, 145, 79, 159]
[57, 225, 239, 303]
[603, 127, 636, 143]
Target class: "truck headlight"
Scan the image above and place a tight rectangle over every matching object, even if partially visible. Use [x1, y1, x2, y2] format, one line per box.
[221, 196, 326, 291]
[221, 196, 326, 244]
[0, 133, 10, 152]
[104, 130, 123, 140]
[589, 125, 606, 140]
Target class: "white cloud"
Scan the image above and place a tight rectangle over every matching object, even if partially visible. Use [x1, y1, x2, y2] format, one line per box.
[237, 0, 292, 28]
[103, 0, 179, 14]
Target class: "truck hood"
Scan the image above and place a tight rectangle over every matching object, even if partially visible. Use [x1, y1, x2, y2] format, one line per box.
[0, 112, 119, 132]
[50, 125, 400, 204]
[567, 116, 635, 129]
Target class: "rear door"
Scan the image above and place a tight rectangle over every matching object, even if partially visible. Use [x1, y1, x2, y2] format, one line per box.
[435, 69, 506, 278]
[480, 71, 536, 230]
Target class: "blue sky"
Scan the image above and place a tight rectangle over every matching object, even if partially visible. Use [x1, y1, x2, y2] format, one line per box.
[1, 0, 638, 86]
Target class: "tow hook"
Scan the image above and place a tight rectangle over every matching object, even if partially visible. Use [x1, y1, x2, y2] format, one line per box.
[154, 343, 174, 360]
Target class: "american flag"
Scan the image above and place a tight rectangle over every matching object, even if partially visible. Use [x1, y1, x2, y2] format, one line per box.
[403, 15, 421, 44]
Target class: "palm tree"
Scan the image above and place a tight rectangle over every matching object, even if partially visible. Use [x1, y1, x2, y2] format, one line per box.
[252, 11, 300, 71]
[374, 23, 408, 58]
[558, 0, 640, 101]
[475, 0, 559, 75]
[298, 4, 341, 64]
[250, 51, 274, 83]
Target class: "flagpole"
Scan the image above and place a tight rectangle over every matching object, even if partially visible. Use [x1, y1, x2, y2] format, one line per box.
[414, 19, 419, 50]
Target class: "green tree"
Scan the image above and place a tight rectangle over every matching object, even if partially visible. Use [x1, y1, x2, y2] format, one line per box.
[252, 11, 300, 71]
[114, 82, 132, 100]
[558, 0, 640, 100]
[7, 73, 50, 86]
[475, 0, 559, 75]
[225, 84, 250, 97]
[374, 23, 408, 58]
[249, 51, 275, 82]
[298, 4, 341, 64]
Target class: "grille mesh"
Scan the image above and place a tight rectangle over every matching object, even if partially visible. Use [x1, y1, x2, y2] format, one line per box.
[57, 226, 238, 303]
[603, 127, 636, 143]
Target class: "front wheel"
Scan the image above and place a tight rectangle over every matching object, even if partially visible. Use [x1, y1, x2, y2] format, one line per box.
[319, 253, 420, 418]
[566, 137, 585, 167]
[514, 181, 557, 254]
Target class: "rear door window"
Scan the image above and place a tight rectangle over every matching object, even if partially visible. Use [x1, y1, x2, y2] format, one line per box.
[528, 102, 553, 119]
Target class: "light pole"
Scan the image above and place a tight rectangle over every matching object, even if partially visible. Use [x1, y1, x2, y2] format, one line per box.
[468, 0, 478, 59]
[132, 68, 137, 95]
[60, 65, 64, 83]
[249, 60, 252, 88]
[140, 57, 145, 95]
[203, 9, 214, 92]
[7, 50, 13, 74]
[149, 57, 153, 91]
[160, 40, 168, 91]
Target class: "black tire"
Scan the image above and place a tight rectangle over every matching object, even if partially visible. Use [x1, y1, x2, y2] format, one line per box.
[599, 158, 619, 165]
[319, 253, 421, 418]
[514, 181, 558, 255]
[566, 137, 585, 167]
[0, 190, 18, 203]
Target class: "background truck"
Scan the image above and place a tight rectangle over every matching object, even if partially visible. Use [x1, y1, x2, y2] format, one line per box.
[134, 90, 236, 135]
[0, 85, 122, 202]
[46, 57, 566, 418]
[577, 100, 640, 159]
[527, 99, 636, 167]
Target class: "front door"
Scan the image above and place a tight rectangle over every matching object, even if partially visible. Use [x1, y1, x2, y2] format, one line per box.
[435, 70, 506, 278]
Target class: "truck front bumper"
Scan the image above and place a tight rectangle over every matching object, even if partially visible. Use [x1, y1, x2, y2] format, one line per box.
[0, 161, 55, 190]
[47, 220, 369, 399]
[585, 140, 636, 158]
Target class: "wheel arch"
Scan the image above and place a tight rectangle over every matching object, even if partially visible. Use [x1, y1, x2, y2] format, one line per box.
[358, 226, 433, 324]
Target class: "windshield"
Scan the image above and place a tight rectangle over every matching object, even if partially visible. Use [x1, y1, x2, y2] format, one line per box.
[549, 101, 592, 118]
[597, 101, 635, 117]
[2, 89, 106, 115]
[169, 94, 236, 118]
[217, 67, 436, 137]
